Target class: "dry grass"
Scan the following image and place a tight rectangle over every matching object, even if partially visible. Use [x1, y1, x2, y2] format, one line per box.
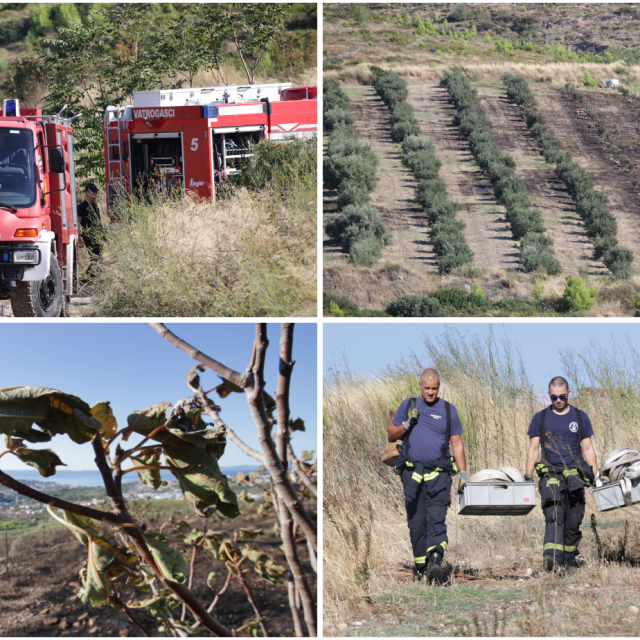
[325, 61, 640, 87]
[323, 329, 640, 635]
[86, 185, 316, 317]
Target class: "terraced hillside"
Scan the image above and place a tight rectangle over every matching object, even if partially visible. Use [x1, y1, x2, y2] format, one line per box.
[323, 3, 640, 317]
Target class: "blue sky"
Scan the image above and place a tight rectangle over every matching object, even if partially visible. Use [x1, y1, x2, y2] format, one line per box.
[0, 322, 317, 471]
[324, 322, 640, 395]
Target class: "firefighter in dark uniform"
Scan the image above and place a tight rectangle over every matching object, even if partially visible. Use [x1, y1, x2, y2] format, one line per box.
[387, 368, 467, 584]
[77, 183, 103, 282]
[525, 376, 598, 573]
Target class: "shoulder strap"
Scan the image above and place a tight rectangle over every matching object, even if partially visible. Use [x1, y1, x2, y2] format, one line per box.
[441, 400, 451, 457]
[540, 408, 548, 461]
[574, 406, 584, 455]
[402, 398, 418, 457]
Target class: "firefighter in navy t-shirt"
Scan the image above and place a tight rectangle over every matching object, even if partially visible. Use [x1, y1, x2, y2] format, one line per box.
[525, 376, 598, 573]
[388, 368, 467, 584]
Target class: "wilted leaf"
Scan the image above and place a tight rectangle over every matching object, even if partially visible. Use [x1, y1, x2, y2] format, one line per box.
[142, 532, 187, 584]
[300, 450, 314, 462]
[236, 528, 262, 541]
[256, 502, 273, 517]
[90, 402, 117, 440]
[9, 442, 66, 477]
[206, 571, 217, 589]
[239, 490, 255, 503]
[124, 403, 171, 441]
[236, 471, 247, 485]
[245, 549, 286, 585]
[62, 510, 101, 547]
[187, 365, 205, 392]
[184, 529, 204, 546]
[0, 387, 100, 444]
[201, 532, 227, 559]
[263, 392, 276, 415]
[165, 446, 239, 519]
[289, 418, 305, 433]
[167, 517, 192, 536]
[214, 378, 244, 398]
[131, 453, 164, 490]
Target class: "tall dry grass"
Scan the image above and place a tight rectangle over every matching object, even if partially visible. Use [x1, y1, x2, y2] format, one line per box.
[325, 61, 640, 87]
[86, 176, 316, 317]
[323, 327, 640, 626]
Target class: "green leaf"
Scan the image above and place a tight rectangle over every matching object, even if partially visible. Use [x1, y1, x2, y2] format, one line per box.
[62, 510, 101, 547]
[11, 445, 66, 477]
[0, 387, 100, 444]
[142, 531, 187, 584]
[131, 452, 164, 490]
[236, 528, 262, 541]
[125, 402, 171, 440]
[165, 446, 240, 519]
[90, 401, 117, 439]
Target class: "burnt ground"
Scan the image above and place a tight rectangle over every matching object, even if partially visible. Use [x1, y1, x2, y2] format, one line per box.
[408, 84, 519, 272]
[477, 86, 606, 277]
[323, 85, 437, 269]
[534, 85, 640, 268]
[0, 503, 315, 637]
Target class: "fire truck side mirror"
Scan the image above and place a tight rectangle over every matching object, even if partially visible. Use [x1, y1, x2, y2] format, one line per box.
[49, 148, 65, 173]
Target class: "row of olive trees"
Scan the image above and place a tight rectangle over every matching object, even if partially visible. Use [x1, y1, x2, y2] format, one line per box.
[373, 71, 474, 275]
[0, 323, 316, 637]
[441, 67, 562, 276]
[3, 3, 294, 182]
[323, 79, 392, 267]
[502, 71, 634, 279]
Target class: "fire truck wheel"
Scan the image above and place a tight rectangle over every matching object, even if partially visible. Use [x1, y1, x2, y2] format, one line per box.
[10, 254, 63, 317]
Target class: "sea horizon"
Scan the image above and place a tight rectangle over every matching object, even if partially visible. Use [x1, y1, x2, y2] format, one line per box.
[3, 466, 260, 487]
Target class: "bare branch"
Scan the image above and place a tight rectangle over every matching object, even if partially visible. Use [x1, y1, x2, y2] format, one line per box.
[275, 324, 295, 468]
[0, 469, 124, 524]
[149, 323, 247, 388]
[207, 572, 232, 613]
[287, 570, 304, 637]
[109, 593, 153, 637]
[247, 324, 317, 552]
[92, 436, 130, 517]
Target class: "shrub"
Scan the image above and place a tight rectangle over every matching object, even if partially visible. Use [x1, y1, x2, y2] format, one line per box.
[402, 149, 442, 180]
[582, 71, 597, 88]
[336, 181, 371, 208]
[520, 232, 562, 275]
[593, 234, 618, 260]
[560, 277, 597, 312]
[448, 5, 468, 22]
[323, 129, 379, 192]
[349, 235, 384, 267]
[323, 106, 355, 132]
[389, 101, 416, 125]
[391, 119, 421, 142]
[374, 72, 409, 106]
[604, 245, 634, 280]
[432, 287, 468, 309]
[325, 203, 391, 252]
[386, 294, 444, 317]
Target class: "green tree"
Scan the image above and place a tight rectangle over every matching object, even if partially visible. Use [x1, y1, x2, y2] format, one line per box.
[51, 3, 81, 29]
[561, 277, 597, 312]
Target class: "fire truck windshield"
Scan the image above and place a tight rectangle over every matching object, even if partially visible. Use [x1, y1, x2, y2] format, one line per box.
[0, 128, 36, 208]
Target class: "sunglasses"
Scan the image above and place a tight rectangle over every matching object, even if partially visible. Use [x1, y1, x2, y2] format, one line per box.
[549, 394, 569, 402]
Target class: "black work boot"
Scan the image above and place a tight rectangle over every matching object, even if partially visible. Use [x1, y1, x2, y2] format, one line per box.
[412, 564, 427, 582]
[425, 551, 443, 585]
[543, 557, 564, 575]
[565, 555, 580, 574]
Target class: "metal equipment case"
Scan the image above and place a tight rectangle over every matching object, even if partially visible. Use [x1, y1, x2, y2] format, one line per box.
[458, 481, 537, 516]
[593, 479, 640, 511]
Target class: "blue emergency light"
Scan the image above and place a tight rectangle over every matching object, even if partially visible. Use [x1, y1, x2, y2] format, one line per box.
[3, 99, 19, 117]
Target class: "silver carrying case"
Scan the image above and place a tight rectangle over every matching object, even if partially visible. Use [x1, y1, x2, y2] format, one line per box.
[593, 478, 640, 512]
[457, 481, 537, 516]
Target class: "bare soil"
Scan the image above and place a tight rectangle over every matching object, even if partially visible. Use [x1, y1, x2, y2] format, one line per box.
[535, 85, 640, 268]
[408, 84, 519, 271]
[0, 505, 314, 637]
[477, 85, 605, 277]
[323, 85, 437, 268]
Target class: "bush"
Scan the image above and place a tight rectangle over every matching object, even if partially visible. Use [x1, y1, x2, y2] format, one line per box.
[323, 129, 379, 192]
[349, 235, 383, 266]
[432, 287, 468, 309]
[582, 71, 597, 88]
[386, 294, 444, 317]
[520, 232, 562, 275]
[323, 106, 355, 132]
[374, 72, 409, 106]
[325, 203, 391, 252]
[604, 245, 634, 280]
[560, 277, 597, 312]
[448, 5, 468, 22]
[0, 17, 28, 46]
[593, 234, 618, 260]
[391, 119, 421, 142]
[336, 181, 371, 208]
[389, 101, 415, 125]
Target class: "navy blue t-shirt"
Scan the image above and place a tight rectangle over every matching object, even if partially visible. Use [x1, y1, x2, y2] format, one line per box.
[392, 397, 463, 463]
[528, 405, 594, 466]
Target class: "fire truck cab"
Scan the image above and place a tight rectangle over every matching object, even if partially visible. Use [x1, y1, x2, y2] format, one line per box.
[104, 83, 317, 208]
[0, 99, 78, 317]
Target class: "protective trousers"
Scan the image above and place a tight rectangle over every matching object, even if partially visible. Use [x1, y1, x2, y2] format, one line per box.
[401, 466, 452, 568]
[539, 472, 586, 565]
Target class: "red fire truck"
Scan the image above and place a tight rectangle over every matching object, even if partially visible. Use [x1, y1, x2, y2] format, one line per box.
[0, 99, 79, 317]
[103, 82, 317, 208]
[0, 83, 316, 317]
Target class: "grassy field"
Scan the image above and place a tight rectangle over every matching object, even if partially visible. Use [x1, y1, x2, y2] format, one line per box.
[323, 328, 640, 636]
[323, 3, 640, 316]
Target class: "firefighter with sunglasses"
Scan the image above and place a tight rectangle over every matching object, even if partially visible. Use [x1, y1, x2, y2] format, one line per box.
[525, 376, 598, 573]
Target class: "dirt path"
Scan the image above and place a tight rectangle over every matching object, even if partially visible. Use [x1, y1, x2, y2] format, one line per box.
[323, 86, 437, 269]
[478, 87, 604, 277]
[408, 84, 519, 272]
[535, 86, 640, 268]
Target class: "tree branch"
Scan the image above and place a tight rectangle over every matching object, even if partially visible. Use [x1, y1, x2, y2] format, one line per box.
[275, 324, 295, 469]
[247, 324, 317, 552]
[92, 436, 130, 517]
[0, 469, 124, 524]
[109, 593, 153, 637]
[149, 323, 247, 387]
[287, 444, 317, 497]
